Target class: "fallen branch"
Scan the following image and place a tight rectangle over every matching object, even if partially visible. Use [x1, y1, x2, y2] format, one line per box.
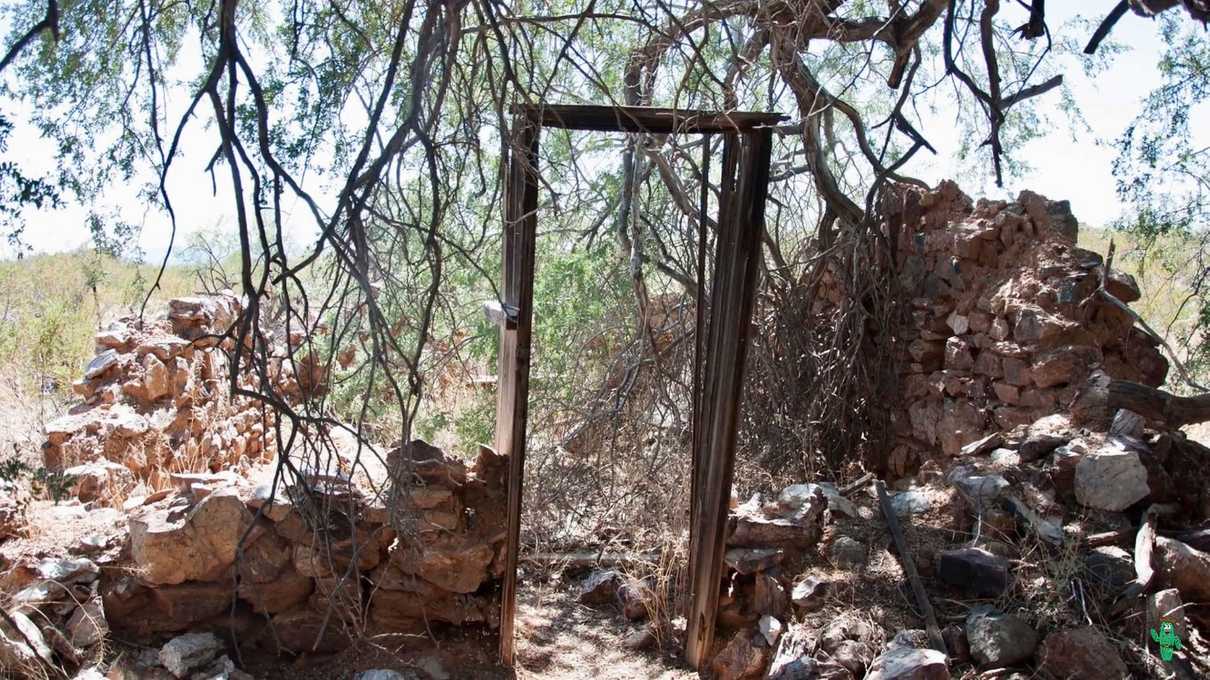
[876, 480, 947, 655]
[1082, 528, 1132, 549]
[839, 471, 874, 495]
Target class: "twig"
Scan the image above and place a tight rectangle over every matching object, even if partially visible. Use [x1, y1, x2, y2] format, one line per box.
[839, 471, 874, 495]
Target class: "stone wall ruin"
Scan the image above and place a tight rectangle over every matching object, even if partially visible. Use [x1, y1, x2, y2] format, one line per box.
[867, 181, 1167, 473]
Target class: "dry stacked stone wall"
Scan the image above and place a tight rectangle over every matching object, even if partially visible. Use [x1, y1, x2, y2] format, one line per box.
[103, 441, 507, 655]
[865, 181, 1168, 473]
[42, 293, 283, 499]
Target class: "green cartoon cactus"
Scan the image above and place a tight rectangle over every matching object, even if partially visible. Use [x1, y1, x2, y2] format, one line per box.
[1150, 621, 1183, 662]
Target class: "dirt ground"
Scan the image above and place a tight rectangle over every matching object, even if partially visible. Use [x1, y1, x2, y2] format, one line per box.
[229, 581, 695, 680]
[512, 582, 695, 680]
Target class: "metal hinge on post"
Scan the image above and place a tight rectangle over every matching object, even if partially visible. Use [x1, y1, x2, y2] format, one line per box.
[483, 300, 519, 330]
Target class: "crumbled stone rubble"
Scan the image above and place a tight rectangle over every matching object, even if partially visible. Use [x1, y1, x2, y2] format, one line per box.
[574, 399, 1210, 678]
[2, 294, 507, 678]
[569, 184, 1209, 679]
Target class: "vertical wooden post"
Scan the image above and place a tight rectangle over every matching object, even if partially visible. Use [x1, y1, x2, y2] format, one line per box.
[497, 116, 540, 666]
[685, 128, 773, 670]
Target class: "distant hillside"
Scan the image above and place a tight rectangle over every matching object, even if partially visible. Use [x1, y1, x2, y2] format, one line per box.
[0, 250, 195, 396]
[1078, 225, 1206, 389]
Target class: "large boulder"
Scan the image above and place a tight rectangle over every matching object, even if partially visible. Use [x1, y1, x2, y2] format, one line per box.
[1074, 440, 1150, 511]
[128, 490, 253, 584]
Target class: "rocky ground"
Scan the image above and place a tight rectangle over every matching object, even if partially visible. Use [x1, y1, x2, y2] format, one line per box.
[568, 403, 1210, 679]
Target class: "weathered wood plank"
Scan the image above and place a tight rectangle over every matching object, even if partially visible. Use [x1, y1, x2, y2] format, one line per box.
[876, 480, 947, 655]
[497, 117, 540, 666]
[512, 103, 786, 134]
[685, 129, 773, 669]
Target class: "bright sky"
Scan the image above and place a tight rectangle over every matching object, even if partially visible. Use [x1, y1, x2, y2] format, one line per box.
[0, 5, 1189, 261]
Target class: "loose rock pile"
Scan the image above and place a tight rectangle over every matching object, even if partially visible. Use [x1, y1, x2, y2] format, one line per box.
[565, 183, 1210, 679]
[571, 399, 1210, 678]
[43, 293, 283, 501]
[1, 292, 510, 678]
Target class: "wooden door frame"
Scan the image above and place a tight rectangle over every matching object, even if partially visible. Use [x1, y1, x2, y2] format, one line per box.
[493, 104, 781, 669]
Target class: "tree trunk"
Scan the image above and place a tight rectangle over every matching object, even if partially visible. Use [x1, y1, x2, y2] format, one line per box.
[1109, 380, 1210, 427]
[1073, 372, 1210, 428]
[1084, 375, 1210, 423]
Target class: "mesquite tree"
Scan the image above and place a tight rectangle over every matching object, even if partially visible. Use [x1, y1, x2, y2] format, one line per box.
[0, 0, 1206, 529]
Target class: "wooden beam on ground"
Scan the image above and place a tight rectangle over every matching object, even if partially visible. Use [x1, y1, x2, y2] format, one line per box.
[876, 480, 947, 655]
[685, 128, 773, 670]
[497, 117, 540, 667]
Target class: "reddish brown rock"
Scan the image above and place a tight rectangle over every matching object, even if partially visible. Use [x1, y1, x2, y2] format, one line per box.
[129, 490, 253, 585]
[711, 629, 769, 680]
[1036, 627, 1128, 679]
[1031, 346, 1101, 389]
[270, 607, 352, 654]
[237, 521, 292, 583]
[238, 567, 313, 614]
[368, 588, 489, 628]
[728, 491, 825, 549]
[1154, 537, 1210, 603]
[391, 536, 494, 593]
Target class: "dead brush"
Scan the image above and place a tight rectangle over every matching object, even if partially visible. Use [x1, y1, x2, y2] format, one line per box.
[1005, 520, 1100, 632]
[617, 537, 689, 650]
